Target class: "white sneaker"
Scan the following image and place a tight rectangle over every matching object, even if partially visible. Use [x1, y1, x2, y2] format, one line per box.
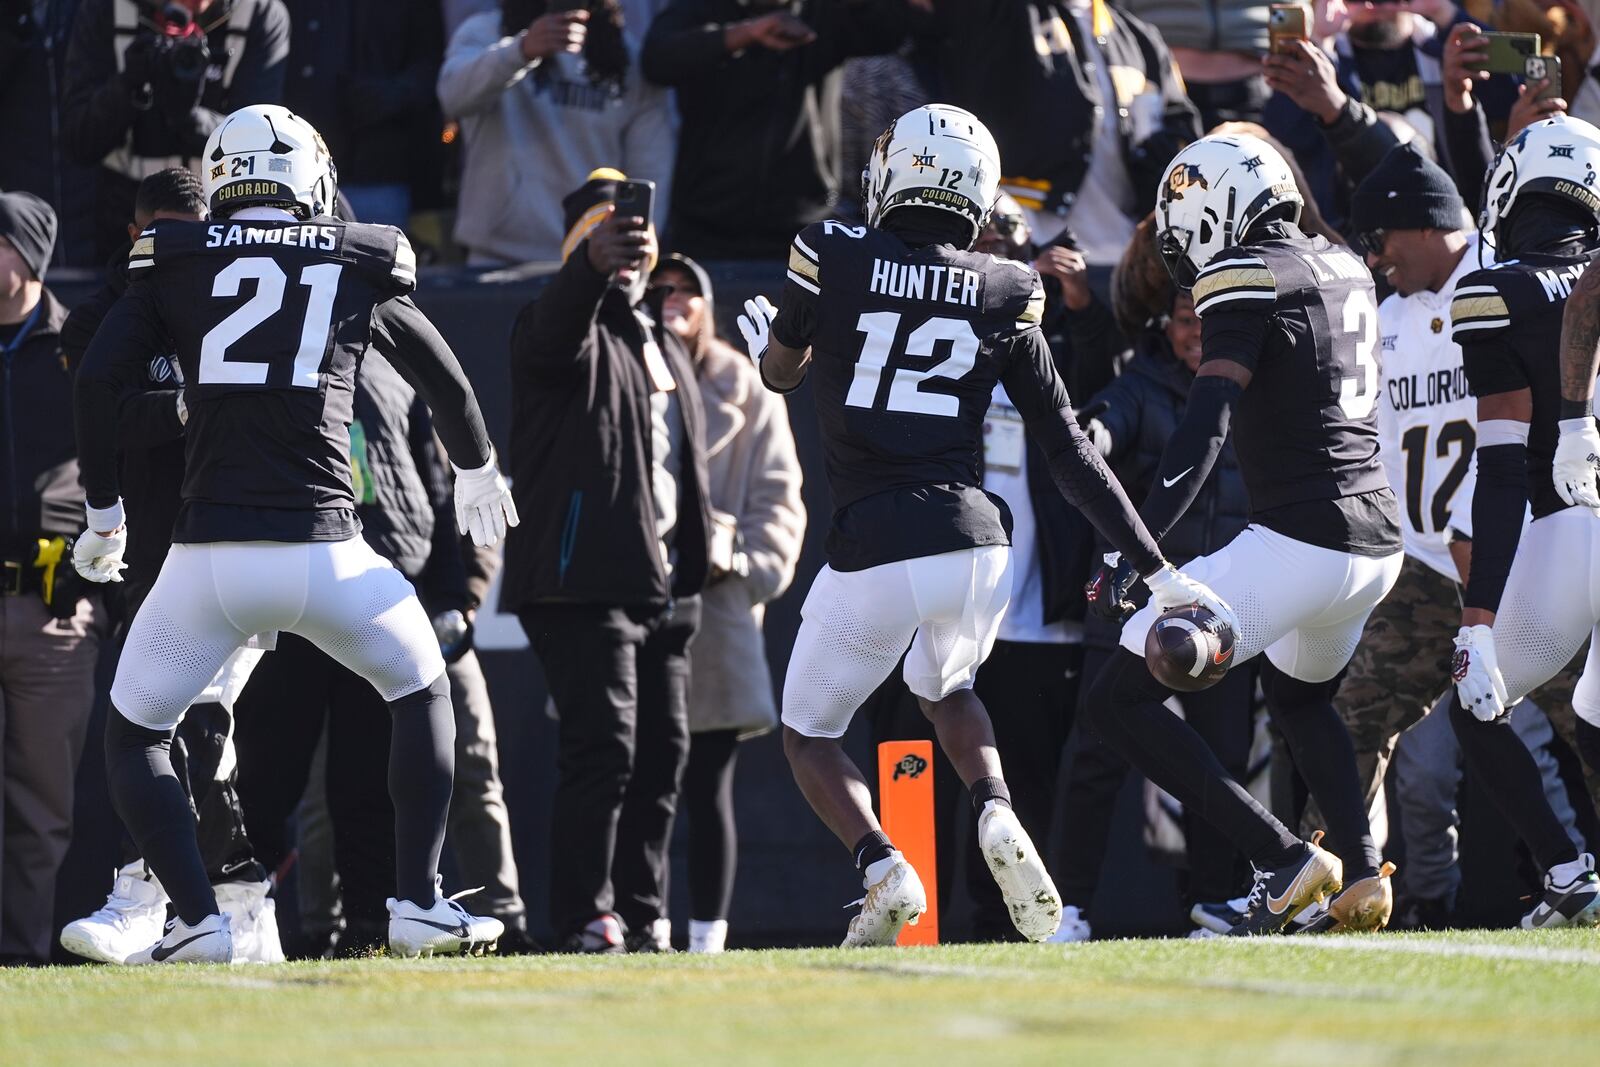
[979, 803, 1062, 942]
[60, 860, 170, 964]
[1522, 852, 1600, 929]
[842, 853, 927, 948]
[688, 918, 728, 954]
[126, 912, 233, 964]
[1047, 904, 1091, 943]
[387, 876, 505, 957]
[215, 879, 285, 964]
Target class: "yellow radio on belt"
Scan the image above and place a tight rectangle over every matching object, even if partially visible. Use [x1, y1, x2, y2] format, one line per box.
[34, 536, 69, 608]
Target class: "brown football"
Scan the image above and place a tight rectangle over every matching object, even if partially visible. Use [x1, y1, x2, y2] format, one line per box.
[1144, 604, 1235, 692]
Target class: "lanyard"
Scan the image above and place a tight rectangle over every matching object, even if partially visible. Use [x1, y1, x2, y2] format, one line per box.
[0, 301, 44, 361]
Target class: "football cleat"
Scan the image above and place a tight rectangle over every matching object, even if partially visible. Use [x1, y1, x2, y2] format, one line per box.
[60, 860, 170, 964]
[387, 877, 504, 958]
[1326, 861, 1398, 932]
[1521, 852, 1600, 929]
[1189, 896, 1249, 936]
[561, 914, 626, 954]
[624, 917, 674, 953]
[125, 912, 233, 965]
[1048, 904, 1092, 944]
[1227, 831, 1343, 936]
[842, 853, 926, 948]
[978, 804, 1062, 942]
[214, 878, 285, 964]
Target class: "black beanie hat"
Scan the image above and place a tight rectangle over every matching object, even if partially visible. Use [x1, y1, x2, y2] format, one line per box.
[0, 191, 58, 281]
[1351, 143, 1465, 235]
[560, 167, 625, 262]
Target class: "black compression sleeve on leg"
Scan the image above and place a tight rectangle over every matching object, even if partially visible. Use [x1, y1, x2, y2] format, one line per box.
[1448, 692, 1579, 870]
[1258, 661, 1380, 882]
[105, 709, 218, 925]
[389, 671, 457, 906]
[1577, 717, 1600, 784]
[1085, 649, 1302, 867]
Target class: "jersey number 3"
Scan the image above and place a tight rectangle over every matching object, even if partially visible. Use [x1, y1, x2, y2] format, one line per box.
[199, 256, 344, 388]
[1338, 289, 1379, 419]
[844, 311, 978, 417]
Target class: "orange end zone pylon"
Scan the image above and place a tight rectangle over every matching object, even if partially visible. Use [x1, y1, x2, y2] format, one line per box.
[877, 739, 938, 945]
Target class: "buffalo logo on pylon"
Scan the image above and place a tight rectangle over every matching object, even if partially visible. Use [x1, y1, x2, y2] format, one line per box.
[893, 754, 929, 780]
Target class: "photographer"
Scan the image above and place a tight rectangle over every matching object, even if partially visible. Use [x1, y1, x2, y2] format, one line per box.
[0, 192, 105, 965]
[61, 0, 289, 260]
[503, 170, 712, 952]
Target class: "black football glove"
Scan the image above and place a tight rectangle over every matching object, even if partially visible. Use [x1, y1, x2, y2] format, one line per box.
[1084, 552, 1139, 622]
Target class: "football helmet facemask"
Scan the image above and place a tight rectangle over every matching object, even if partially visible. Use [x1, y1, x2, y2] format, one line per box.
[1155, 132, 1302, 289]
[862, 104, 1001, 248]
[202, 104, 337, 221]
[1478, 114, 1600, 255]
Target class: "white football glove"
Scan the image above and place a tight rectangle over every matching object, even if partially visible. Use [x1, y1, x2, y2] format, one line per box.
[453, 452, 520, 548]
[73, 527, 128, 583]
[1144, 565, 1240, 638]
[737, 295, 777, 364]
[1553, 417, 1600, 509]
[1452, 624, 1510, 722]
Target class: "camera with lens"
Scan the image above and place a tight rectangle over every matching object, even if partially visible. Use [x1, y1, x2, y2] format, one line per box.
[157, 3, 210, 84]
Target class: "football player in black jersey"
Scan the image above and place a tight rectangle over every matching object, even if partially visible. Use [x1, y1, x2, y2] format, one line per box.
[1445, 115, 1600, 928]
[71, 105, 520, 962]
[1081, 132, 1408, 935]
[738, 104, 1230, 946]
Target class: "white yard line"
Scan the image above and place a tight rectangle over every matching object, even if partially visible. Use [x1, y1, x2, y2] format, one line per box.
[1226, 935, 1600, 966]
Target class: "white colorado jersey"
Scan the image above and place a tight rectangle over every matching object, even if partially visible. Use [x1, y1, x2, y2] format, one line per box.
[1376, 238, 1480, 582]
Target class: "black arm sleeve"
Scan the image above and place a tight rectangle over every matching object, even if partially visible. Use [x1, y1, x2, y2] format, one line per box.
[1002, 330, 1164, 574]
[1442, 103, 1494, 212]
[370, 297, 493, 470]
[74, 286, 172, 510]
[1138, 374, 1241, 544]
[1462, 441, 1527, 614]
[118, 390, 185, 448]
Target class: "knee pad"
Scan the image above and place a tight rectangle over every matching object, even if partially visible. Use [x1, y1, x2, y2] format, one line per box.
[1259, 659, 1336, 716]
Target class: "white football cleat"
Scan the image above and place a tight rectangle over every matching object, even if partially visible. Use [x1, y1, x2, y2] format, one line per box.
[842, 853, 927, 948]
[1522, 852, 1600, 929]
[125, 912, 233, 964]
[1047, 904, 1091, 943]
[60, 860, 170, 964]
[387, 877, 505, 957]
[688, 918, 728, 954]
[215, 878, 285, 964]
[979, 803, 1062, 942]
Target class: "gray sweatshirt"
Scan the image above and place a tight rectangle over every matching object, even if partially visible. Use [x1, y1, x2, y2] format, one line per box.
[438, 6, 676, 265]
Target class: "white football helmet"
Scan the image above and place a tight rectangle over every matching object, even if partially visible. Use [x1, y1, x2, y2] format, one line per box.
[202, 104, 337, 220]
[1154, 132, 1303, 288]
[862, 104, 1001, 247]
[1478, 114, 1600, 254]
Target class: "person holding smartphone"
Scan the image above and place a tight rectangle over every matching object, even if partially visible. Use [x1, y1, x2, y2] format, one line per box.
[502, 169, 713, 953]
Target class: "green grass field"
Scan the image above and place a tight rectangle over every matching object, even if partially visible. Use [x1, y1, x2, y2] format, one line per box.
[4, 931, 1599, 1066]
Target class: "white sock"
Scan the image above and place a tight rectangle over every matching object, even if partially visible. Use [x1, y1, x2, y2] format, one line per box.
[688, 918, 727, 953]
[1550, 852, 1596, 887]
[863, 851, 902, 888]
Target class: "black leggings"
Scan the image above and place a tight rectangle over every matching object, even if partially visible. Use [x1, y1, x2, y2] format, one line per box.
[684, 729, 740, 921]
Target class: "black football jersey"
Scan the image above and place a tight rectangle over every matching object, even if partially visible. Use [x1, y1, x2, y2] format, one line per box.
[770, 220, 1064, 571]
[1189, 225, 1401, 555]
[1452, 249, 1599, 520]
[123, 216, 417, 543]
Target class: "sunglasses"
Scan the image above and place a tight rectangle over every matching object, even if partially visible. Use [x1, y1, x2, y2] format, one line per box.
[991, 213, 1025, 237]
[1358, 229, 1388, 257]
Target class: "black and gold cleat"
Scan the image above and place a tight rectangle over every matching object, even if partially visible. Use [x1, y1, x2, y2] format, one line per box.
[1227, 831, 1344, 936]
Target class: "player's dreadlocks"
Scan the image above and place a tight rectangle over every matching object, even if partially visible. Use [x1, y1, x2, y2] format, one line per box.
[502, 0, 629, 94]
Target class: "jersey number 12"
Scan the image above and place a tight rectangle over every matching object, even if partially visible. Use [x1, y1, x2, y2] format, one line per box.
[199, 256, 344, 388]
[844, 311, 978, 417]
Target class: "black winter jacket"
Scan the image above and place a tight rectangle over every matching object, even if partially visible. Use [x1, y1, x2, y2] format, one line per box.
[641, 0, 906, 259]
[501, 248, 712, 610]
[1, 289, 84, 560]
[932, 0, 1200, 219]
[1083, 334, 1250, 646]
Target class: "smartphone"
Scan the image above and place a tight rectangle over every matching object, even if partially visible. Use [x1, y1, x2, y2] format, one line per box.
[1268, 4, 1308, 56]
[1466, 31, 1541, 74]
[612, 178, 656, 228]
[1525, 53, 1563, 101]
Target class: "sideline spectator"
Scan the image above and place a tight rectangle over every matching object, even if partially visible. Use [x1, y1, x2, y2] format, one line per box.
[652, 254, 805, 953]
[0, 192, 105, 966]
[1123, 0, 1272, 129]
[281, 0, 445, 229]
[1, 0, 98, 267]
[641, 0, 906, 259]
[439, 0, 676, 266]
[926, 0, 1199, 267]
[503, 171, 712, 953]
[61, 0, 289, 261]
